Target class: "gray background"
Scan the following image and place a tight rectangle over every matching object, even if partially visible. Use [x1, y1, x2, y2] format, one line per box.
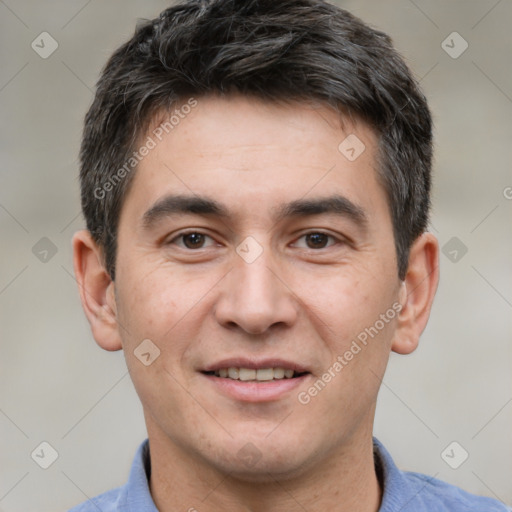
[1, 0, 511, 510]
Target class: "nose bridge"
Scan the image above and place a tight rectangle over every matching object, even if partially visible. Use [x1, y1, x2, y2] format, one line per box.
[236, 247, 279, 303]
[214, 236, 297, 334]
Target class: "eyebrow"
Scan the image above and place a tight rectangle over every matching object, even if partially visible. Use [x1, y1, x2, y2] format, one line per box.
[141, 193, 368, 230]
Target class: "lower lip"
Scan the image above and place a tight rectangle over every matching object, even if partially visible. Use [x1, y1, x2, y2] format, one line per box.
[201, 373, 310, 402]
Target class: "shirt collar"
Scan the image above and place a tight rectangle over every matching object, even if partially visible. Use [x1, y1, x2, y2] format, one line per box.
[118, 437, 418, 511]
[373, 437, 431, 512]
[118, 439, 158, 511]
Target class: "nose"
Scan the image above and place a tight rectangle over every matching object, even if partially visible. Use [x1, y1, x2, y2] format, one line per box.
[214, 244, 299, 335]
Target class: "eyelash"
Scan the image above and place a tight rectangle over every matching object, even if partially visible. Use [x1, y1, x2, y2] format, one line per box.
[167, 230, 343, 250]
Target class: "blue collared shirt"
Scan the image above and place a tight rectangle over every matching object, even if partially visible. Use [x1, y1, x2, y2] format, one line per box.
[69, 438, 510, 511]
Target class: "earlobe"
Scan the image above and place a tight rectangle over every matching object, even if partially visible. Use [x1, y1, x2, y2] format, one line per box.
[72, 230, 123, 351]
[391, 232, 439, 355]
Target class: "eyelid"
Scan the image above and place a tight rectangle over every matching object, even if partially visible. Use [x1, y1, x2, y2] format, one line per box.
[165, 229, 347, 251]
[166, 230, 217, 248]
[291, 231, 343, 249]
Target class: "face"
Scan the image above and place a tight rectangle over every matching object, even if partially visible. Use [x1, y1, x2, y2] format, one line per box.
[109, 95, 405, 479]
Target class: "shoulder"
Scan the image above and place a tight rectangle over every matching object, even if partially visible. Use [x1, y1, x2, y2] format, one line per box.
[403, 470, 511, 511]
[373, 438, 511, 512]
[67, 439, 154, 512]
[67, 486, 123, 512]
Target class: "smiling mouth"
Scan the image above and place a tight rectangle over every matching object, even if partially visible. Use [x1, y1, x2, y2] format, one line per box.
[202, 367, 310, 381]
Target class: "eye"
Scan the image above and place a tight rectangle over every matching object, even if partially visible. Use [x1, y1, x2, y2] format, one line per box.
[169, 231, 216, 249]
[292, 232, 340, 249]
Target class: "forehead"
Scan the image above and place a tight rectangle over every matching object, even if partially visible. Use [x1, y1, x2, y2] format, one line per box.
[147, 95, 373, 166]
[122, 95, 388, 226]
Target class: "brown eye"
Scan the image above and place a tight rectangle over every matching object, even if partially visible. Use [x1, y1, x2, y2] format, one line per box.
[168, 231, 215, 249]
[182, 232, 206, 249]
[292, 232, 339, 250]
[305, 232, 330, 249]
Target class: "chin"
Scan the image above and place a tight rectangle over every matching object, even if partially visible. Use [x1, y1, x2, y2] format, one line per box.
[206, 433, 320, 483]
[217, 454, 314, 484]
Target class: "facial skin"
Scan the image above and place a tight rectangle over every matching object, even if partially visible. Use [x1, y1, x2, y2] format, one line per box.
[73, 95, 439, 512]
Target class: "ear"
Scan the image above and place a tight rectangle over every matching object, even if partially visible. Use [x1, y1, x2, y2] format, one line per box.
[72, 229, 122, 351]
[392, 232, 439, 355]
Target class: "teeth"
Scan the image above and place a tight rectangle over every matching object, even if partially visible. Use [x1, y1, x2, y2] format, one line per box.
[256, 368, 274, 381]
[213, 367, 301, 381]
[239, 368, 256, 381]
[273, 367, 285, 379]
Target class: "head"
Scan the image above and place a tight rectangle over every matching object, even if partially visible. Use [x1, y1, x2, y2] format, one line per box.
[74, 0, 438, 482]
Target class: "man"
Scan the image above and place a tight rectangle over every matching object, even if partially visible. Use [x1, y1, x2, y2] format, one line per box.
[69, 0, 510, 510]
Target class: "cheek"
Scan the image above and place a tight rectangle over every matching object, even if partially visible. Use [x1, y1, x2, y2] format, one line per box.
[114, 263, 222, 390]
[116, 263, 204, 342]
[301, 268, 395, 343]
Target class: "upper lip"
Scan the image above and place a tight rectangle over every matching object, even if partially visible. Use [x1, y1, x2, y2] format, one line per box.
[201, 358, 310, 373]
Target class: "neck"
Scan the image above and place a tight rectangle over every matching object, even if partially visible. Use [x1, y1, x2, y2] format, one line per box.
[147, 422, 382, 512]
